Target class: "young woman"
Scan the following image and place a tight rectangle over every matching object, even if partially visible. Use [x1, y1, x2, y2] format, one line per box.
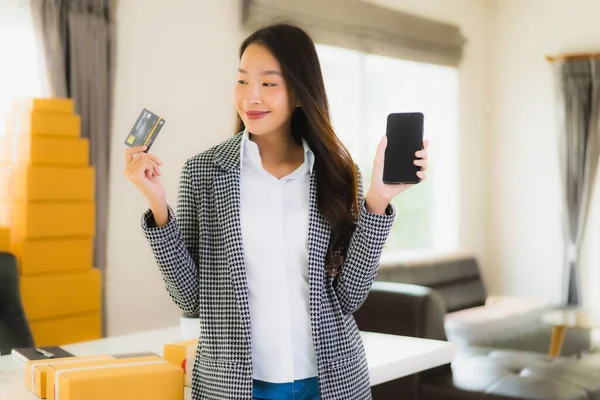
[125, 22, 428, 400]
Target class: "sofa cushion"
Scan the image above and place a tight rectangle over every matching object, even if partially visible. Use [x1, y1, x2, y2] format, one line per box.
[444, 296, 552, 345]
[422, 348, 600, 400]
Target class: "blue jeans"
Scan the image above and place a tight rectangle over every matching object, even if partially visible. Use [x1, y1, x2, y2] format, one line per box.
[252, 376, 320, 400]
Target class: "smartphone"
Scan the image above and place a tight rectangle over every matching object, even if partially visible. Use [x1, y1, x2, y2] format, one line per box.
[383, 112, 424, 184]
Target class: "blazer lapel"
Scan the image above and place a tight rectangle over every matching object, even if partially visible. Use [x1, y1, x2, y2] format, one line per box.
[214, 134, 252, 354]
[307, 172, 330, 357]
[212, 133, 329, 360]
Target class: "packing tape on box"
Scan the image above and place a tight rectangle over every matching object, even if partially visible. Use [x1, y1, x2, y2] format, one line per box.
[54, 360, 168, 400]
[30, 356, 114, 392]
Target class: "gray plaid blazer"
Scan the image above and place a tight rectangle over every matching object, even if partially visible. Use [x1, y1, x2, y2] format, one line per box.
[142, 132, 396, 399]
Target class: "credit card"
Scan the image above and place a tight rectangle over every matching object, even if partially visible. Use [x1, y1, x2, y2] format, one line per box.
[124, 108, 165, 152]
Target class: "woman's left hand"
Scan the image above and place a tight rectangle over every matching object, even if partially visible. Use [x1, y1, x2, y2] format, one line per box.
[365, 136, 429, 214]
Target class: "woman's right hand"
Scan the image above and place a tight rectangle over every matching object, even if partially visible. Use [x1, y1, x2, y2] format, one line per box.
[124, 146, 166, 206]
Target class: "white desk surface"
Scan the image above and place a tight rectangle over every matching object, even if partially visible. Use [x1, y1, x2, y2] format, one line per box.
[0, 327, 455, 399]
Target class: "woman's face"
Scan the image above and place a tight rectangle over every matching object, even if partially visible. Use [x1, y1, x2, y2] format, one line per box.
[234, 43, 298, 136]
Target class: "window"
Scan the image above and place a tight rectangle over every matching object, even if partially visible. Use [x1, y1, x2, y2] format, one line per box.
[316, 44, 459, 254]
[0, 0, 47, 138]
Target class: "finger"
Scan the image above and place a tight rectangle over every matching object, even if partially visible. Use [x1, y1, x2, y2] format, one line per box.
[414, 159, 427, 170]
[375, 135, 387, 163]
[130, 155, 158, 170]
[133, 151, 162, 165]
[147, 164, 162, 178]
[417, 170, 427, 180]
[142, 161, 160, 179]
[415, 149, 429, 160]
[145, 154, 163, 165]
[125, 145, 148, 156]
[127, 157, 158, 180]
[127, 152, 162, 174]
[125, 146, 148, 164]
[144, 159, 159, 171]
[374, 135, 387, 165]
[372, 135, 387, 179]
[423, 139, 430, 149]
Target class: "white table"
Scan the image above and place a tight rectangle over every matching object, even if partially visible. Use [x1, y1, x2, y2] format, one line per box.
[0, 327, 456, 399]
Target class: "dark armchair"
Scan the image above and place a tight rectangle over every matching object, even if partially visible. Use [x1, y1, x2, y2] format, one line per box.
[0, 252, 35, 355]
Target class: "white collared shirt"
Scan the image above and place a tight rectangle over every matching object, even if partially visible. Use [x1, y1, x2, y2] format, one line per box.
[239, 128, 318, 382]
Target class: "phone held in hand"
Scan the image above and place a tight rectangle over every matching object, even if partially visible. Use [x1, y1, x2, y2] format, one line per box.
[383, 112, 424, 185]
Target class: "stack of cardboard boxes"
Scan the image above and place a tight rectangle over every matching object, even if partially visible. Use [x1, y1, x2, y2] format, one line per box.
[0, 98, 102, 347]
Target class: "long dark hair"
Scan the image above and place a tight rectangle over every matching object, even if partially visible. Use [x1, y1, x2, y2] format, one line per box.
[235, 22, 359, 277]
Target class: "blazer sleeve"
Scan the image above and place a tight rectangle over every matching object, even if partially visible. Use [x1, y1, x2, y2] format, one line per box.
[333, 166, 396, 315]
[140, 159, 200, 315]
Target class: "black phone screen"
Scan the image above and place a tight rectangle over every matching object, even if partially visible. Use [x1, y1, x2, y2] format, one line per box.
[383, 112, 424, 184]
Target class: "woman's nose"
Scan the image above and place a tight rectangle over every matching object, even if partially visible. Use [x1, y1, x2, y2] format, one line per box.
[244, 84, 262, 104]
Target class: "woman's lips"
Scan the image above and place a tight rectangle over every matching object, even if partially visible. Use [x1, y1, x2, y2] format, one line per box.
[246, 111, 269, 120]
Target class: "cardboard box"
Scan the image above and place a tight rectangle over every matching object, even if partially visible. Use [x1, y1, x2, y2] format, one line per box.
[0, 165, 95, 201]
[163, 339, 198, 387]
[30, 312, 102, 347]
[26, 355, 114, 398]
[11, 237, 93, 275]
[5, 112, 17, 137]
[14, 98, 75, 115]
[21, 269, 101, 321]
[0, 135, 89, 166]
[0, 227, 9, 251]
[0, 201, 95, 238]
[47, 356, 184, 400]
[0, 136, 11, 164]
[16, 112, 80, 138]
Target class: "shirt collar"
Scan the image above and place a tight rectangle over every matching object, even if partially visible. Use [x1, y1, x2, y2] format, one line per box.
[240, 127, 315, 175]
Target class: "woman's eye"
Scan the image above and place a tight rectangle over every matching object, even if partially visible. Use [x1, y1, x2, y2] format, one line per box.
[236, 80, 276, 87]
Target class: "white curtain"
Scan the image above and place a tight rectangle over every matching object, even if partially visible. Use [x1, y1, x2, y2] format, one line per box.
[555, 60, 600, 306]
[0, 0, 49, 137]
[580, 158, 600, 321]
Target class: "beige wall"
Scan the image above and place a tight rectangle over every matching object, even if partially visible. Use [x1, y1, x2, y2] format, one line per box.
[106, 0, 245, 335]
[487, 0, 600, 307]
